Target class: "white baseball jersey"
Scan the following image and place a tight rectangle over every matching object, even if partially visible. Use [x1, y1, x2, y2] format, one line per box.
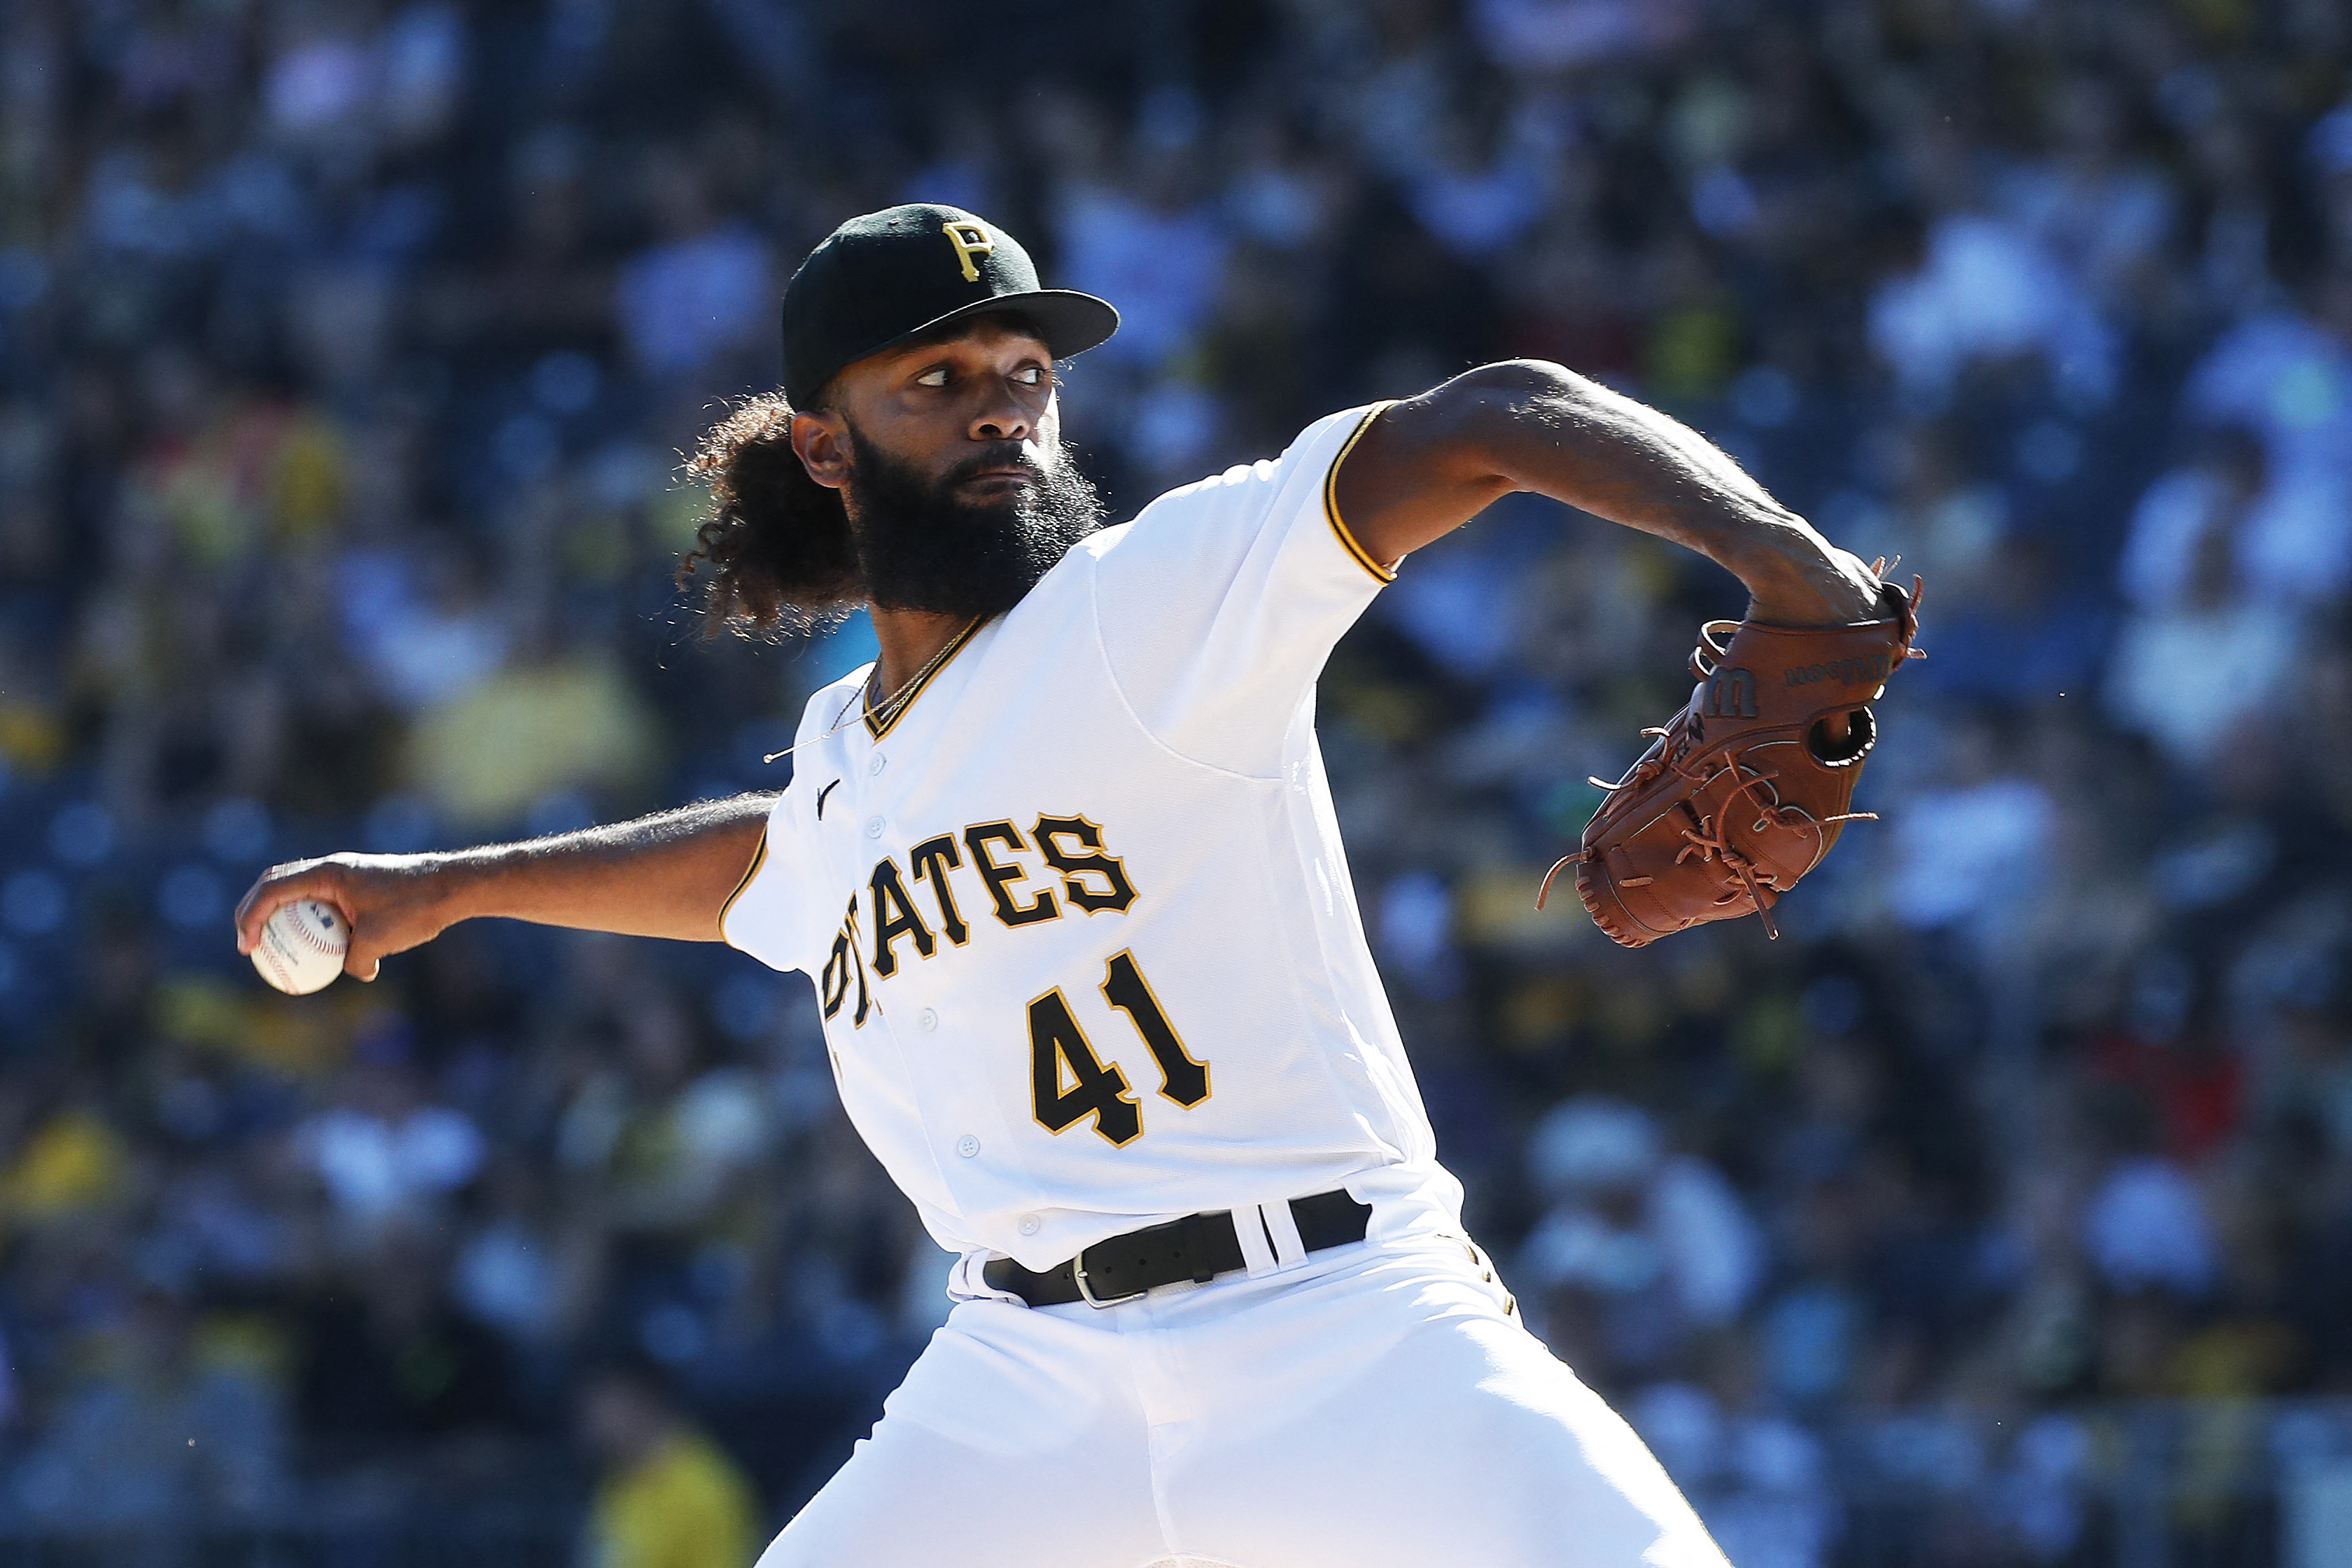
[721, 402, 1465, 1273]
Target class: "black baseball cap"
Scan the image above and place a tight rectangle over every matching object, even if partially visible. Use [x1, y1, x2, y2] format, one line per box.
[778, 204, 1120, 408]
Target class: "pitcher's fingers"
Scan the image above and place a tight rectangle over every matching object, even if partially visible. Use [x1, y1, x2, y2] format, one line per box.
[233, 872, 299, 953]
[343, 924, 388, 983]
[234, 865, 337, 954]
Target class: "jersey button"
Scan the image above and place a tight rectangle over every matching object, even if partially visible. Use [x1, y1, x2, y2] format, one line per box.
[864, 816, 885, 838]
[955, 1135, 980, 1158]
[1017, 1214, 1042, 1236]
[867, 754, 886, 776]
[918, 1008, 939, 1032]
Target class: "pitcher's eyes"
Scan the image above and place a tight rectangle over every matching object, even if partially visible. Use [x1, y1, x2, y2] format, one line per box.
[910, 363, 1049, 390]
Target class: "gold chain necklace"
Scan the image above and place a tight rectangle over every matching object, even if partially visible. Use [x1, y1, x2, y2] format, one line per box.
[762, 617, 981, 764]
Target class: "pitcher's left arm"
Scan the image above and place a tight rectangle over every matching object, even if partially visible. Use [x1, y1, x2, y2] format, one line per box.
[1333, 360, 1881, 629]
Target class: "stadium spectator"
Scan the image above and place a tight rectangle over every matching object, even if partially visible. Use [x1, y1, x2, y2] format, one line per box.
[579, 1357, 761, 1568]
[0, 0, 2347, 1553]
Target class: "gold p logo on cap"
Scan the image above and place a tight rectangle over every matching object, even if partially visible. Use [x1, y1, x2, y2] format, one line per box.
[942, 220, 995, 283]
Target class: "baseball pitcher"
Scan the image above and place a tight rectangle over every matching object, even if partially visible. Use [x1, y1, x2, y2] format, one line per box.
[237, 205, 1917, 1567]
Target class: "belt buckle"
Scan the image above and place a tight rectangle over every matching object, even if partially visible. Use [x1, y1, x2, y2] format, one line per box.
[1072, 1245, 1147, 1309]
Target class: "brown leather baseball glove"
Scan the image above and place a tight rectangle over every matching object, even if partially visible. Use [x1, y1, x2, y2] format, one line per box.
[1540, 570, 1924, 947]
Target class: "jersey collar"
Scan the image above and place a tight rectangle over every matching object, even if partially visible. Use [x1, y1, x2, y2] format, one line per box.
[863, 615, 989, 741]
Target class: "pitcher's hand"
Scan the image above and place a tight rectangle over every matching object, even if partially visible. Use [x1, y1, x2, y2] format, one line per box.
[1743, 540, 1886, 629]
[234, 854, 449, 982]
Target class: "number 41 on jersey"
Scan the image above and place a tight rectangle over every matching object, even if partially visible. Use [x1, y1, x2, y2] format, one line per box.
[1027, 949, 1208, 1146]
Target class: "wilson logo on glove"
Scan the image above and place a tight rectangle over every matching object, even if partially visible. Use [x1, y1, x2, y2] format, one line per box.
[1704, 668, 1757, 719]
[1784, 653, 1893, 687]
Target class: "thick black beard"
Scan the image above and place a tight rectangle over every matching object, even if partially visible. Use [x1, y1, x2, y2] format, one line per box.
[841, 426, 1105, 620]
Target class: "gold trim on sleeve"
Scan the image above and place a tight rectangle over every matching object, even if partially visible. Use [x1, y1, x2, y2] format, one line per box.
[1323, 402, 1399, 584]
[717, 825, 770, 946]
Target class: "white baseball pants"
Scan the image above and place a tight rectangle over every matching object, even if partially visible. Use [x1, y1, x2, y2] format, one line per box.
[756, 1228, 1733, 1568]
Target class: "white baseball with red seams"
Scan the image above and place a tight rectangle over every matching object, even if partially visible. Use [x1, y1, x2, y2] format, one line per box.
[251, 898, 349, 995]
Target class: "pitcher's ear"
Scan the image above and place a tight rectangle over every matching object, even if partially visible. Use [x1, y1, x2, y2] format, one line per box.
[788, 407, 852, 493]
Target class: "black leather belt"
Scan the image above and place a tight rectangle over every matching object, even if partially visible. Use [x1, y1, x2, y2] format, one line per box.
[983, 1189, 1373, 1308]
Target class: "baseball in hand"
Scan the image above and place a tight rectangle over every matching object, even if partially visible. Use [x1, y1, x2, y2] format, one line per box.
[251, 899, 351, 995]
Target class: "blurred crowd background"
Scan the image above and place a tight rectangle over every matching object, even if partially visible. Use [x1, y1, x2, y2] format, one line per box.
[2, 0, 2351, 1562]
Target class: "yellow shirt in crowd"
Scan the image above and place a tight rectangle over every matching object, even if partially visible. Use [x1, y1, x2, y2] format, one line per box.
[586, 1429, 762, 1568]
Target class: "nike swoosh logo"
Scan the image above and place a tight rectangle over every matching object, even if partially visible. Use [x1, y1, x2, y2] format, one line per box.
[816, 780, 840, 819]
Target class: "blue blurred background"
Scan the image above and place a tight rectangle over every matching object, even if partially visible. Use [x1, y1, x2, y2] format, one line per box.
[1, 0, 2351, 1563]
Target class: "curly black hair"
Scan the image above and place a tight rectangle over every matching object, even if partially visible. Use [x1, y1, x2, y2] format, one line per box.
[676, 392, 862, 638]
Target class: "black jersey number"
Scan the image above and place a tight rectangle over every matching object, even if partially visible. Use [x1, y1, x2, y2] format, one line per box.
[1102, 950, 1210, 1106]
[1028, 951, 1210, 1146]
